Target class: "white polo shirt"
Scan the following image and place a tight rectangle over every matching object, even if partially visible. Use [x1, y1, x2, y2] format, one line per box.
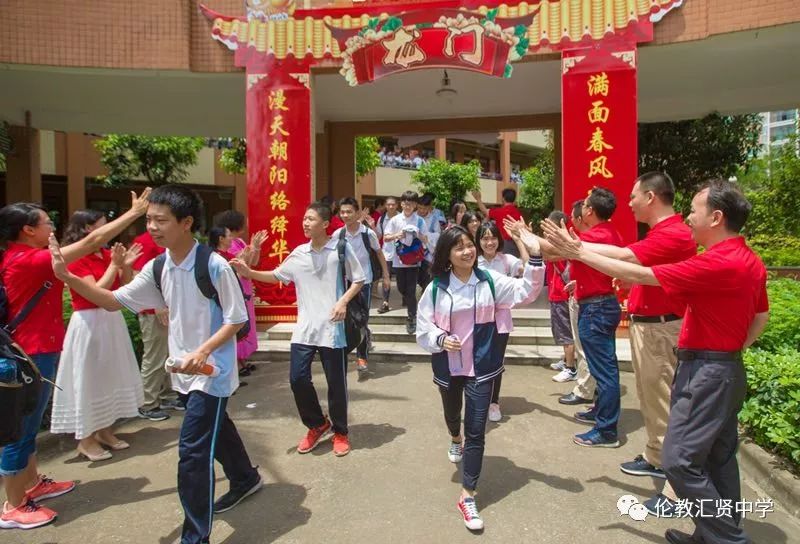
[332, 224, 381, 284]
[274, 237, 365, 348]
[384, 211, 425, 268]
[377, 212, 399, 262]
[418, 213, 441, 264]
[114, 241, 248, 398]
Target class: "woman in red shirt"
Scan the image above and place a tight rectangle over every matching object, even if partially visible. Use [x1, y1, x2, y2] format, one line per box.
[50, 211, 144, 462]
[0, 189, 150, 530]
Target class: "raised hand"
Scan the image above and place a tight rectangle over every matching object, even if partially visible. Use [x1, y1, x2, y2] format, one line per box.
[250, 229, 269, 249]
[229, 258, 252, 279]
[110, 243, 127, 268]
[470, 190, 482, 202]
[48, 233, 70, 281]
[130, 187, 152, 216]
[541, 218, 582, 259]
[124, 242, 143, 268]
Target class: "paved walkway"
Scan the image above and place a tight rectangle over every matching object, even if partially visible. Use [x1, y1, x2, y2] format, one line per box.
[11, 362, 800, 544]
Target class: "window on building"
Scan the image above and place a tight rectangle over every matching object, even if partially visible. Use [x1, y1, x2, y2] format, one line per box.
[770, 124, 796, 143]
[770, 110, 798, 123]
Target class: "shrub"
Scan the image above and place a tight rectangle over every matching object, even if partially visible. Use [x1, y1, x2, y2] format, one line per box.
[748, 234, 800, 267]
[62, 288, 143, 361]
[739, 347, 800, 465]
[751, 278, 800, 352]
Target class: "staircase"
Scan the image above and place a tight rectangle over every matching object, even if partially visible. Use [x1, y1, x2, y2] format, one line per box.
[255, 305, 633, 371]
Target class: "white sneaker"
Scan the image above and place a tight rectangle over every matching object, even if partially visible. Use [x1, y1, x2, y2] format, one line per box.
[457, 496, 484, 531]
[488, 403, 502, 422]
[552, 368, 578, 383]
[448, 441, 463, 463]
[549, 359, 566, 371]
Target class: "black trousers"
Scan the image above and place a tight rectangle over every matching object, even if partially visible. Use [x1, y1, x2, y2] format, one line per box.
[662, 358, 749, 544]
[395, 266, 419, 319]
[439, 376, 493, 491]
[490, 333, 510, 404]
[356, 283, 372, 361]
[289, 343, 349, 435]
[178, 391, 259, 544]
[417, 261, 432, 291]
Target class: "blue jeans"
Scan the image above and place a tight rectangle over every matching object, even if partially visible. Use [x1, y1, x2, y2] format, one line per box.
[578, 298, 621, 436]
[0, 352, 59, 476]
[178, 391, 258, 544]
[439, 376, 493, 491]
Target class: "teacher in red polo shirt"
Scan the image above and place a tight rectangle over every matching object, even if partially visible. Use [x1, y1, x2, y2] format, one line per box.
[545, 178, 768, 544]
[0, 189, 151, 531]
[543, 172, 697, 516]
[472, 188, 523, 257]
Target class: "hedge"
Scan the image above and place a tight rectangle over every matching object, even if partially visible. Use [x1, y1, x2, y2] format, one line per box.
[739, 278, 800, 468]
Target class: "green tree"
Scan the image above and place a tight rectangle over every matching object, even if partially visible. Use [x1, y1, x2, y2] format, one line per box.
[517, 145, 555, 225]
[411, 159, 481, 211]
[355, 136, 381, 178]
[638, 112, 762, 211]
[94, 134, 204, 186]
[219, 138, 247, 175]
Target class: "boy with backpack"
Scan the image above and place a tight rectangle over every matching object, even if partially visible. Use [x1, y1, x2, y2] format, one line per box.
[332, 197, 390, 374]
[230, 202, 365, 457]
[48, 185, 261, 544]
[382, 191, 428, 334]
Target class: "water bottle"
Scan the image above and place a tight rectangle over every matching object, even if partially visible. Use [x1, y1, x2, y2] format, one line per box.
[164, 357, 220, 377]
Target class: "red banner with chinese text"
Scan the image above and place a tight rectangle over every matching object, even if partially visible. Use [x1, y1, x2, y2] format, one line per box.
[351, 27, 511, 85]
[246, 71, 311, 321]
[561, 48, 638, 245]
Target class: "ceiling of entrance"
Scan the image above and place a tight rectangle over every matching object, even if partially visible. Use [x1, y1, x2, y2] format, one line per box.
[1, 23, 798, 136]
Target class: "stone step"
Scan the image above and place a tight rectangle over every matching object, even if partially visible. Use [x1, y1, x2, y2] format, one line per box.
[367, 307, 552, 328]
[266, 323, 559, 346]
[254, 335, 633, 371]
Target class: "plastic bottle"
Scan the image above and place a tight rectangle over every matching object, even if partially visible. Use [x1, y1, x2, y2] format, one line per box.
[164, 357, 220, 377]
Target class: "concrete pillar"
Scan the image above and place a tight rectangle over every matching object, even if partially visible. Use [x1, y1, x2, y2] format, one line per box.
[435, 137, 447, 160]
[66, 132, 86, 214]
[5, 125, 42, 204]
[234, 172, 247, 218]
[499, 132, 511, 184]
[552, 124, 563, 213]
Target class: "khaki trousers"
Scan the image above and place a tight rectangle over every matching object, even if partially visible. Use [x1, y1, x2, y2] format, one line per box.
[138, 313, 176, 410]
[629, 318, 682, 501]
[569, 296, 596, 400]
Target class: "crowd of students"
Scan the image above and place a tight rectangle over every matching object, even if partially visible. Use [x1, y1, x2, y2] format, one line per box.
[0, 176, 769, 544]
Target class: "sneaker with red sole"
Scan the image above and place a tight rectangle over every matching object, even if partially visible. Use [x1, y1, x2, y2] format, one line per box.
[26, 475, 76, 503]
[297, 419, 331, 454]
[332, 433, 351, 457]
[0, 497, 57, 530]
[356, 359, 368, 373]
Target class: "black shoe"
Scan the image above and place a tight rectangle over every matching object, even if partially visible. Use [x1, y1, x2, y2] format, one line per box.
[665, 529, 702, 544]
[646, 494, 678, 518]
[138, 408, 170, 421]
[558, 392, 593, 405]
[406, 319, 416, 335]
[239, 368, 251, 377]
[620, 455, 666, 478]
[573, 409, 596, 424]
[377, 302, 390, 314]
[214, 475, 263, 513]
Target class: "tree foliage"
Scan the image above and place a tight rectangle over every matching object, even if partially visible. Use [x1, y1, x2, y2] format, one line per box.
[638, 112, 762, 211]
[219, 138, 247, 175]
[355, 136, 381, 178]
[411, 159, 481, 211]
[94, 134, 204, 186]
[517, 144, 555, 225]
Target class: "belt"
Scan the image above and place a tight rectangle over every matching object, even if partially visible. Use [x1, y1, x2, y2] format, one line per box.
[630, 313, 681, 324]
[578, 294, 617, 306]
[675, 348, 742, 362]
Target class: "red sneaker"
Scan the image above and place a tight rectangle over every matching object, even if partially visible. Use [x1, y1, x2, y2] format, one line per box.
[26, 475, 76, 503]
[0, 497, 57, 530]
[332, 433, 351, 457]
[297, 419, 331, 454]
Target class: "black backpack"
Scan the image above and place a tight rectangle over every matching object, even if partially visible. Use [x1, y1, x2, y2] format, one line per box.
[0, 254, 49, 446]
[336, 237, 369, 354]
[339, 228, 382, 282]
[152, 244, 251, 341]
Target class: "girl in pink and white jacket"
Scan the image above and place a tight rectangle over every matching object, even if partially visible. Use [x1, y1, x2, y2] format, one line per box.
[476, 222, 530, 422]
[416, 225, 544, 532]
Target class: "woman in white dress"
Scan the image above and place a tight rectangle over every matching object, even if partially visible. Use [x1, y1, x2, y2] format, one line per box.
[50, 210, 144, 461]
